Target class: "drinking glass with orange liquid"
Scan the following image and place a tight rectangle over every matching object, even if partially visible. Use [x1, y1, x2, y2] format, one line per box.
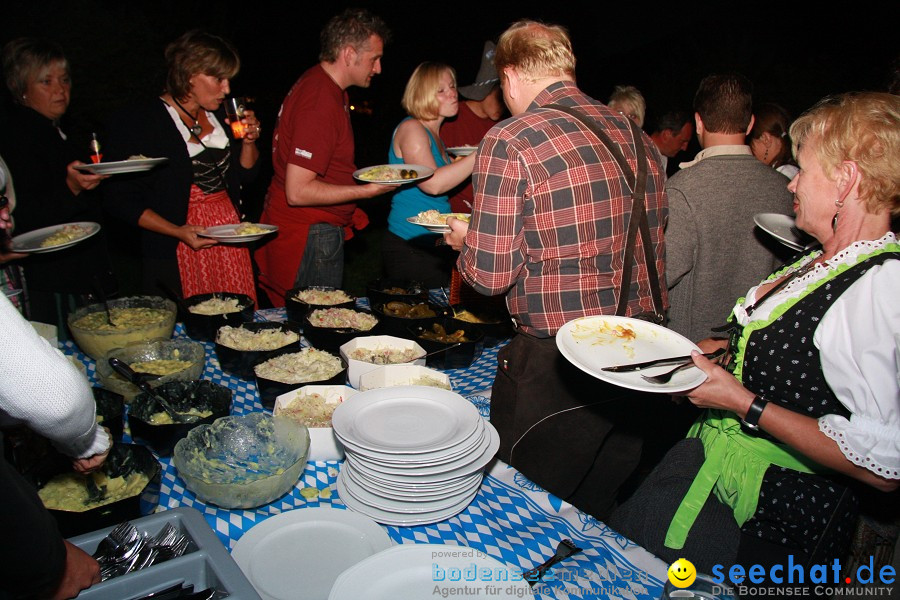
[224, 97, 247, 139]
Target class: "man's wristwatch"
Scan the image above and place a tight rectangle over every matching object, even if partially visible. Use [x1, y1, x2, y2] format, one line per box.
[741, 395, 768, 431]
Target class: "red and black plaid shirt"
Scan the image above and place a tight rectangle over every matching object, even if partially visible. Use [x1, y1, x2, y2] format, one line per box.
[457, 81, 668, 337]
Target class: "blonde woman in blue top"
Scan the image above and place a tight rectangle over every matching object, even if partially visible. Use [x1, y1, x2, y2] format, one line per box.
[384, 62, 476, 288]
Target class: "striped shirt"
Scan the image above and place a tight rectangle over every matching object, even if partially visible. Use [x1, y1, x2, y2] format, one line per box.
[457, 81, 668, 337]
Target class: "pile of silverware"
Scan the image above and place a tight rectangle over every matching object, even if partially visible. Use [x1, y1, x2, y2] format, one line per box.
[95, 521, 191, 581]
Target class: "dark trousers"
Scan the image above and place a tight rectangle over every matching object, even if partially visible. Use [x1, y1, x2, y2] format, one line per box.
[381, 231, 454, 290]
[610, 438, 854, 597]
[491, 332, 646, 520]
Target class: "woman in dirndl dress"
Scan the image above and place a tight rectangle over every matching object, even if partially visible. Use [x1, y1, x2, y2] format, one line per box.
[103, 30, 260, 303]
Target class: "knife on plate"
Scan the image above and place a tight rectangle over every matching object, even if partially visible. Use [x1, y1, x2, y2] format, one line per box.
[602, 348, 725, 372]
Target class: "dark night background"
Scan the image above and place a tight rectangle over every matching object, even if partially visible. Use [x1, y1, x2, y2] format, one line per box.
[2, 0, 897, 292]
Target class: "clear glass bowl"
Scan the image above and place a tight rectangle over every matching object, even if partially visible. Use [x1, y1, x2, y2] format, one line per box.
[96, 338, 206, 402]
[68, 296, 176, 360]
[173, 414, 310, 509]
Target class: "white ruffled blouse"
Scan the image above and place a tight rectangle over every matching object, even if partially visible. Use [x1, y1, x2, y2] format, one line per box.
[162, 102, 229, 157]
[733, 233, 900, 479]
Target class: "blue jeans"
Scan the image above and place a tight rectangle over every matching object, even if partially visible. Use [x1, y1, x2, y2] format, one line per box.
[294, 224, 344, 288]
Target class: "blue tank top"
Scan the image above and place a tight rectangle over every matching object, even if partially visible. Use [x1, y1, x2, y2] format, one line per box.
[386, 118, 451, 240]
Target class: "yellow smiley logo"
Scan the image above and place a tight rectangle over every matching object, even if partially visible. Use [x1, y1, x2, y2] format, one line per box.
[667, 558, 697, 588]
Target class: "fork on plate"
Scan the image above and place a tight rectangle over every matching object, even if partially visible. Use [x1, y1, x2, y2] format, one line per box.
[640, 347, 725, 384]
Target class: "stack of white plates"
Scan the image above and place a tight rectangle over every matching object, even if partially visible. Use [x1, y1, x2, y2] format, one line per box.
[332, 386, 498, 526]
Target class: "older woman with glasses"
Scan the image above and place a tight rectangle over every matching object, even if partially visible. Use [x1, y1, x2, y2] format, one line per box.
[0, 38, 117, 325]
[103, 30, 260, 303]
[611, 92, 900, 577]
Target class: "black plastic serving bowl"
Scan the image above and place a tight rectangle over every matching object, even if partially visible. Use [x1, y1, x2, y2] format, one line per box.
[285, 286, 356, 322]
[447, 304, 514, 348]
[410, 319, 485, 369]
[30, 442, 161, 538]
[253, 347, 348, 411]
[93, 387, 124, 441]
[302, 309, 380, 353]
[214, 321, 303, 379]
[129, 380, 233, 457]
[365, 278, 429, 309]
[371, 301, 447, 340]
[183, 292, 255, 341]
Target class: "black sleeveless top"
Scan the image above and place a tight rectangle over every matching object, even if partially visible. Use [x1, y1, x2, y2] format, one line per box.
[191, 146, 230, 194]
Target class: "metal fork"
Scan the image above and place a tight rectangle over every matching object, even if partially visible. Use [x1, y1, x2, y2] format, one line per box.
[150, 523, 179, 548]
[93, 522, 139, 564]
[522, 539, 583, 585]
[640, 347, 725, 384]
[100, 536, 148, 580]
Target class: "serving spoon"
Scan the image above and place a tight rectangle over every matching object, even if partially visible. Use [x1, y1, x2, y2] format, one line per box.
[93, 276, 116, 327]
[412, 342, 462, 362]
[108, 358, 199, 423]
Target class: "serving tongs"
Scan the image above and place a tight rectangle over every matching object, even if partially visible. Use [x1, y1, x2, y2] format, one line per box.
[108, 358, 199, 423]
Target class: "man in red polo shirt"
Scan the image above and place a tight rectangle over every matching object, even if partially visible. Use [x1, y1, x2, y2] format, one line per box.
[256, 9, 393, 306]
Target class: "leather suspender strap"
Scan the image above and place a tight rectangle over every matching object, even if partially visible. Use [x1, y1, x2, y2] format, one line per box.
[546, 104, 664, 321]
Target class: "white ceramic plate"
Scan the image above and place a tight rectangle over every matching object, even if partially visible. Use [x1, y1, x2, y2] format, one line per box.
[73, 157, 168, 175]
[352, 164, 434, 184]
[753, 213, 808, 251]
[332, 386, 481, 454]
[344, 421, 499, 484]
[328, 544, 531, 600]
[339, 468, 482, 513]
[345, 463, 482, 493]
[446, 146, 477, 156]
[198, 223, 278, 243]
[348, 426, 492, 476]
[10, 221, 101, 253]
[343, 464, 481, 500]
[556, 316, 707, 393]
[337, 474, 480, 526]
[336, 419, 484, 464]
[231, 507, 391, 600]
[405, 212, 470, 234]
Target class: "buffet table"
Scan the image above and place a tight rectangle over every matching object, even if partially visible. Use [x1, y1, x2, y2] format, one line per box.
[63, 299, 667, 600]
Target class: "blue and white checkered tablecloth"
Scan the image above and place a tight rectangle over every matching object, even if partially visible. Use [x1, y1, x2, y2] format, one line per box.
[63, 300, 667, 600]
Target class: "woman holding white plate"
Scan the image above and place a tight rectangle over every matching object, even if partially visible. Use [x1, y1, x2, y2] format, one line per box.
[610, 92, 900, 578]
[383, 62, 476, 288]
[0, 38, 116, 326]
[103, 31, 260, 304]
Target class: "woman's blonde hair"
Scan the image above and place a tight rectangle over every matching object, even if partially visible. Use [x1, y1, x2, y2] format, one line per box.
[2, 38, 68, 102]
[608, 85, 646, 127]
[494, 20, 575, 84]
[401, 62, 455, 121]
[791, 92, 900, 215]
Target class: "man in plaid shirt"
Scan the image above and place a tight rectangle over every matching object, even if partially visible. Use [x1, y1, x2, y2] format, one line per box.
[445, 20, 667, 518]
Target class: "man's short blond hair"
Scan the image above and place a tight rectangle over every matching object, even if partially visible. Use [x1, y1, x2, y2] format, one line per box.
[494, 20, 575, 84]
[401, 62, 456, 121]
[791, 92, 900, 216]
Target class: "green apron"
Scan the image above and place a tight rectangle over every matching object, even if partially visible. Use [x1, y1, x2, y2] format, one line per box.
[663, 244, 900, 550]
